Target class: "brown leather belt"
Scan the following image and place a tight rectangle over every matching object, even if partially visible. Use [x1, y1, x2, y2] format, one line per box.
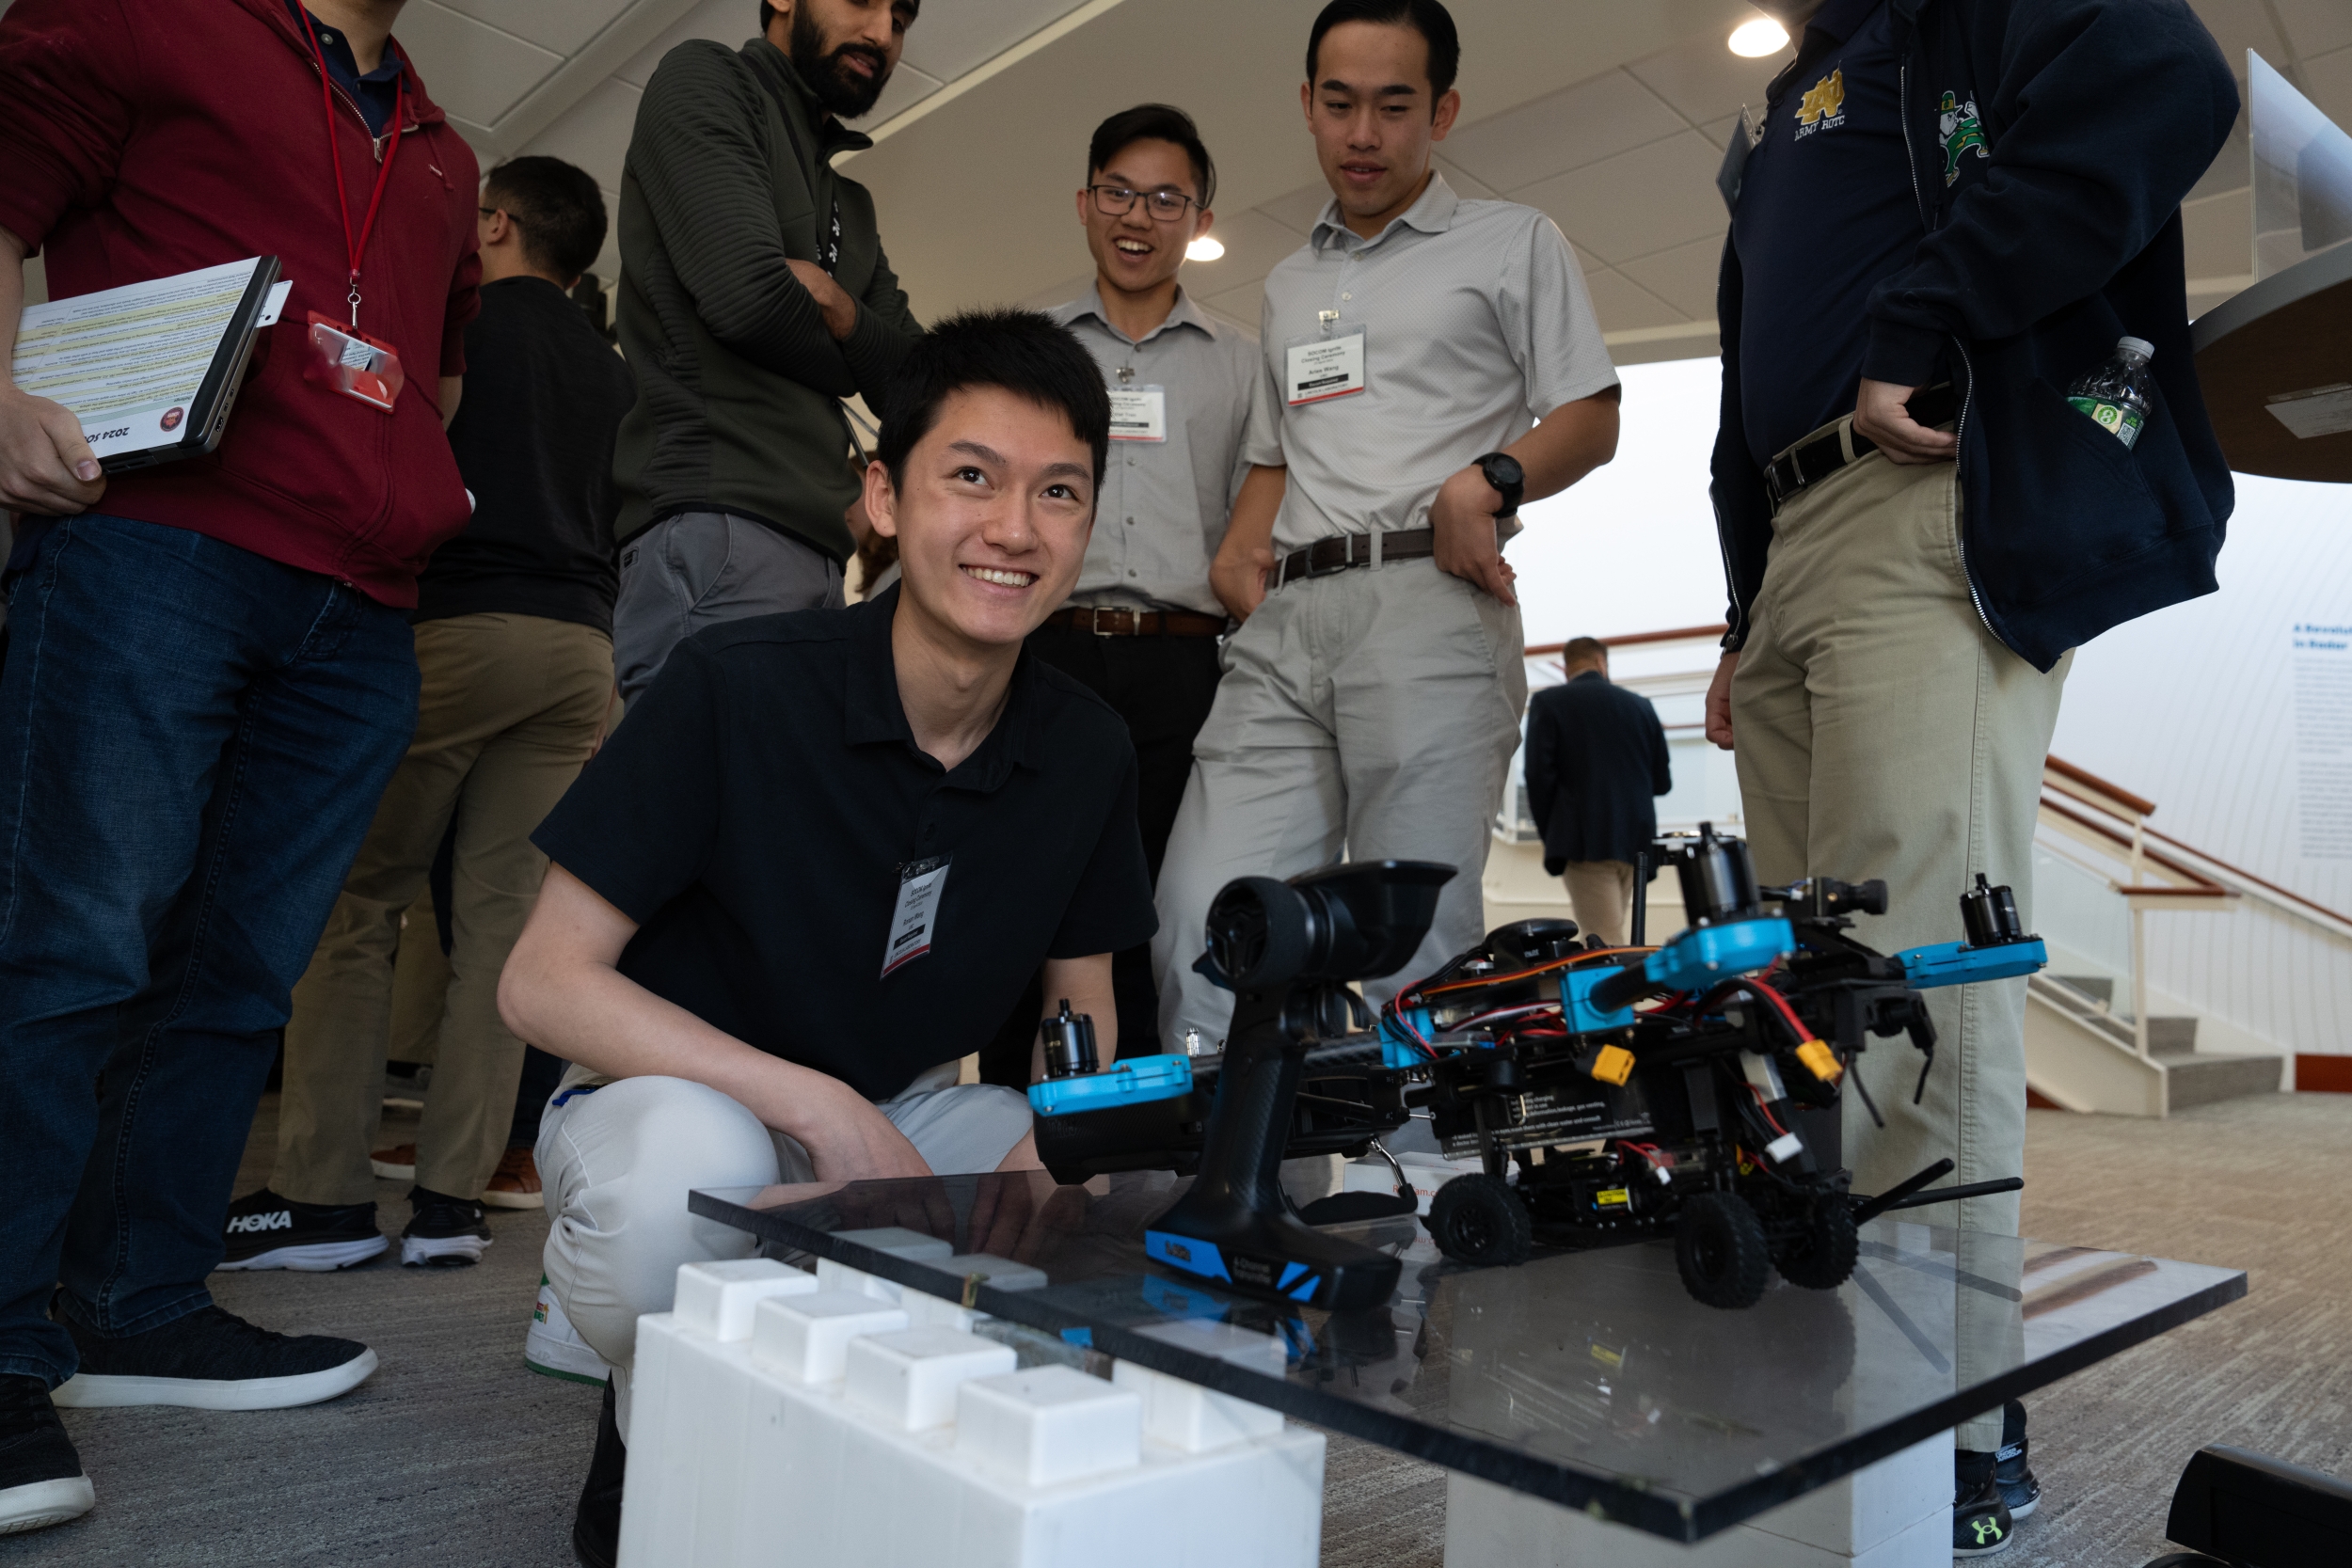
[1763, 383, 1959, 513]
[1044, 606, 1229, 637]
[1272, 527, 1437, 591]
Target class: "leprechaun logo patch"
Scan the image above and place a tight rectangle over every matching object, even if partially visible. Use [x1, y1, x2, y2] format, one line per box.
[1940, 90, 1988, 183]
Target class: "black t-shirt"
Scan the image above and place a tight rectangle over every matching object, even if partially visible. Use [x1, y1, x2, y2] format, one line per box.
[415, 276, 637, 632]
[532, 590, 1158, 1099]
[1732, 0, 1934, 464]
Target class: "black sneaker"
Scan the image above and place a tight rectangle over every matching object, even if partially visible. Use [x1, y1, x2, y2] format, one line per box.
[1954, 1468, 2015, 1557]
[1994, 1399, 2039, 1519]
[217, 1187, 387, 1272]
[573, 1377, 625, 1568]
[0, 1375, 94, 1535]
[402, 1186, 491, 1267]
[51, 1305, 375, 1411]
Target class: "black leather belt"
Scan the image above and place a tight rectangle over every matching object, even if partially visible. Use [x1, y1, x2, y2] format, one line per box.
[1763, 384, 1959, 513]
[1272, 527, 1437, 591]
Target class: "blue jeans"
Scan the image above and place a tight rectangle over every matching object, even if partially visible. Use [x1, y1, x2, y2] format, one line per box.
[0, 515, 419, 1385]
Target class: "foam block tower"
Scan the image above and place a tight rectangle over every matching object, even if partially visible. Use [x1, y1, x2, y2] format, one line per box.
[618, 1239, 1325, 1567]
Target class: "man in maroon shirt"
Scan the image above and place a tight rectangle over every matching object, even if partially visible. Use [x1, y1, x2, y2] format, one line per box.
[0, 0, 479, 1534]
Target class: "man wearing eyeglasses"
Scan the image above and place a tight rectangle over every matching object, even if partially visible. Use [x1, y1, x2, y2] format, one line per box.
[996, 103, 1278, 1062]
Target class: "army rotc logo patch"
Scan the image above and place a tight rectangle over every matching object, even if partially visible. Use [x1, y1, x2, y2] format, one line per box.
[1795, 68, 1846, 139]
[1940, 91, 1988, 183]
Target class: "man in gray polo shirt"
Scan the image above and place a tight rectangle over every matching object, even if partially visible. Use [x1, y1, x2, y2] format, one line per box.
[1018, 103, 1278, 1056]
[1153, 0, 1621, 1047]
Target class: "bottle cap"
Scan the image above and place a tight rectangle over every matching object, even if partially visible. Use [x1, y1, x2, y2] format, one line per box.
[2118, 336, 2154, 360]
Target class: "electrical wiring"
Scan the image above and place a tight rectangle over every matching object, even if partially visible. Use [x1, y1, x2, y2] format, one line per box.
[1410, 944, 1657, 1002]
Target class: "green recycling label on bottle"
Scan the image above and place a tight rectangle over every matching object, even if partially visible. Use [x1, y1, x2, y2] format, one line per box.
[2068, 395, 2143, 449]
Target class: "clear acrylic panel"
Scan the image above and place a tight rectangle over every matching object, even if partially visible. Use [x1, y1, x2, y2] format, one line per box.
[2250, 51, 2352, 281]
[2030, 846, 2136, 1020]
[693, 1173, 2242, 1543]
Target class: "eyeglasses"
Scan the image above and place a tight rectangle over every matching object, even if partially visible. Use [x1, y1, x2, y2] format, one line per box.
[1086, 184, 1200, 222]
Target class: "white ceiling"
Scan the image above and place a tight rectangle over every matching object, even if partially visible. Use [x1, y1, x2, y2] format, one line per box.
[10, 0, 2350, 359]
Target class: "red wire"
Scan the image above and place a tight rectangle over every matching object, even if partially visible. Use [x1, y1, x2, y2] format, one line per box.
[1738, 976, 1815, 1044]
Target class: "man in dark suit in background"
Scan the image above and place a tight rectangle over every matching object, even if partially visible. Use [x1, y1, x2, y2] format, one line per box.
[1524, 637, 1670, 946]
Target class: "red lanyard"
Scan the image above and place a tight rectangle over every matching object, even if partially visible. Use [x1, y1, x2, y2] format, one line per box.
[298, 8, 406, 328]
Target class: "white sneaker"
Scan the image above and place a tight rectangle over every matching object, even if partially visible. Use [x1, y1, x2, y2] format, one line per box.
[524, 1275, 612, 1386]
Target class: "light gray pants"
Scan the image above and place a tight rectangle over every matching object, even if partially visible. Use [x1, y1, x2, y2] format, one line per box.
[1731, 451, 2064, 1451]
[612, 512, 844, 704]
[1152, 557, 1527, 1049]
[535, 1067, 1030, 1436]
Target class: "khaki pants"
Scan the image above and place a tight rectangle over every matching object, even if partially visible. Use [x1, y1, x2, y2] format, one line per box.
[275, 613, 613, 1205]
[1153, 558, 1527, 1047]
[1559, 860, 1635, 947]
[1730, 452, 2064, 1451]
[537, 1069, 1031, 1437]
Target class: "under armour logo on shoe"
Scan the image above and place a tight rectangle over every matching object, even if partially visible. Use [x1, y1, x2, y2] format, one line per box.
[227, 1212, 294, 1233]
[1971, 1518, 2005, 1545]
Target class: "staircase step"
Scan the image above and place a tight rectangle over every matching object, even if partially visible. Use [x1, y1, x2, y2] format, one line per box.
[2054, 974, 2116, 1006]
[2147, 1017, 2201, 1056]
[2164, 1052, 2282, 1110]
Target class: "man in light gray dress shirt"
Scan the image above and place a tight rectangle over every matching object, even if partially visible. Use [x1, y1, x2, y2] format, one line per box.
[1153, 0, 1623, 1050]
[978, 104, 1279, 1073]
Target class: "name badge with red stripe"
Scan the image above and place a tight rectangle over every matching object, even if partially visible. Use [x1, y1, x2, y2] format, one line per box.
[881, 856, 949, 978]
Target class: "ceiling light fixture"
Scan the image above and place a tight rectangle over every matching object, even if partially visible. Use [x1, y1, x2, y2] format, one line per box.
[1728, 17, 1789, 55]
[1185, 235, 1225, 261]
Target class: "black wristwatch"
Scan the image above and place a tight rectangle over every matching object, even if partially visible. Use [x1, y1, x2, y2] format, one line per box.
[1473, 451, 1525, 519]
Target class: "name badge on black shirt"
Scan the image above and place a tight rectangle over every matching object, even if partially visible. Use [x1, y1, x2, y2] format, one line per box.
[882, 855, 949, 977]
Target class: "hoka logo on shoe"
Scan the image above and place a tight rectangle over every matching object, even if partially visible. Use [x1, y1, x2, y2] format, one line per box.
[228, 1212, 293, 1233]
[1970, 1518, 2004, 1545]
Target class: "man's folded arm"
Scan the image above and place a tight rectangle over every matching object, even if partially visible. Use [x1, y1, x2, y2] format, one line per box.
[630, 46, 855, 394]
[837, 230, 922, 404]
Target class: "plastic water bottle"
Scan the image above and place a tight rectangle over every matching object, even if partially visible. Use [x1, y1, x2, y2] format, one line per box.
[2067, 337, 2155, 449]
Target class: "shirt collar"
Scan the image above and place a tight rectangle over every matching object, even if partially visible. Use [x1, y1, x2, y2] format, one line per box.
[1569, 668, 1608, 685]
[1060, 282, 1216, 348]
[286, 1, 405, 87]
[1311, 170, 1460, 256]
[841, 587, 1043, 790]
[1806, 0, 1883, 48]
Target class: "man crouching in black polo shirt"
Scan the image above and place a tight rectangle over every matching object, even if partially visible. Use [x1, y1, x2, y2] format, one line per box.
[497, 309, 1151, 1565]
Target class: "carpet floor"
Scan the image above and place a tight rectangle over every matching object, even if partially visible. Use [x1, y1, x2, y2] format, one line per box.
[7, 1092, 2345, 1567]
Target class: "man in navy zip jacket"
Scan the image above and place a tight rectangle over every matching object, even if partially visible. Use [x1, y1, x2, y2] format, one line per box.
[1702, 0, 2233, 1553]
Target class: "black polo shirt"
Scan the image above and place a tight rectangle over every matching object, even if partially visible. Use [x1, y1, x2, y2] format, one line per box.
[532, 589, 1157, 1100]
[1731, 0, 1931, 464]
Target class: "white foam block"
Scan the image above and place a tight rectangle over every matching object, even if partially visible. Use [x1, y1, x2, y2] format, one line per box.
[938, 1253, 1050, 1291]
[750, 1290, 909, 1385]
[955, 1366, 1143, 1487]
[834, 1227, 956, 1259]
[670, 1259, 818, 1342]
[623, 1307, 1327, 1568]
[845, 1326, 1017, 1431]
[1116, 1319, 1290, 1450]
[815, 1228, 956, 1305]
